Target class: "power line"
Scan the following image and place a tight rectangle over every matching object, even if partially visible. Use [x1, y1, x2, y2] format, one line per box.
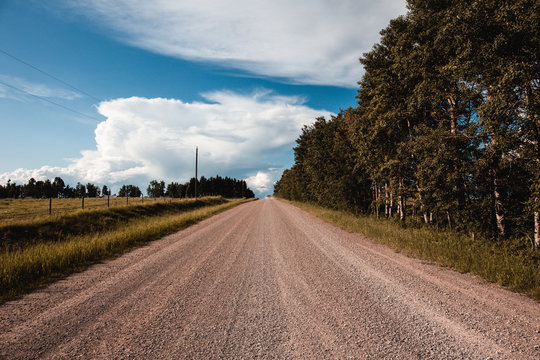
[0, 79, 102, 122]
[0, 48, 101, 102]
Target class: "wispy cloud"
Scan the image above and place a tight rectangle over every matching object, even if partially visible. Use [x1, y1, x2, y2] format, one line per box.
[0, 90, 331, 195]
[60, 0, 407, 87]
[0, 75, 81, 100]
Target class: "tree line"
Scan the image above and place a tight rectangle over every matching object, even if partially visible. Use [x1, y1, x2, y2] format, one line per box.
[0, 178, 109, 199]
[274, 0, 539, 248]
[0, 175, 254, 199]
[147, 176, 254, 199]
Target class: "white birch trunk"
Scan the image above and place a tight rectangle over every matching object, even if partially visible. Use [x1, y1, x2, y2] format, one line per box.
[448, 96, 457, 135]
[494, 175, 506, 239]
[385, 183, 389, 218]
[389, 191, 393, 218]
[535, 210, 539, 250]
[399, 178, 405, 222]
[375, 184, 380, 219]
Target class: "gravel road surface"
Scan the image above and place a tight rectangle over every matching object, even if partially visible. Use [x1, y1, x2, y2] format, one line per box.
[1, 198, 539, 359]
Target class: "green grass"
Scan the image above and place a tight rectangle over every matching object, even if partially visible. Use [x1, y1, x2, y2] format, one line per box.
[0, 197, 254, 302]
[284, 199, 540, 300]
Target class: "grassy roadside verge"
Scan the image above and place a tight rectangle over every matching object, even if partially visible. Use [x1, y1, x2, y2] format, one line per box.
[1, 198, 254, 303]
[1, 197, 229, 250]
[283, 199, 540, 300]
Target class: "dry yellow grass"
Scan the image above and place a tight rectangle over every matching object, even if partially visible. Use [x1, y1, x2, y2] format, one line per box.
[1, 197, 254, 302]
[0, 197, 182, 223]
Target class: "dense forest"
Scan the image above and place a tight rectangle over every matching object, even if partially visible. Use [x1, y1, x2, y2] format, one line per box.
[0, 175, 254, 199]
[274, 0, 539, 249]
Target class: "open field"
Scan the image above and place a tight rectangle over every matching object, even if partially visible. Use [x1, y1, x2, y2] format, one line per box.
[0, 196, 184, 223]
[282, 199, 540, 300]
[0, 197, 253, 302]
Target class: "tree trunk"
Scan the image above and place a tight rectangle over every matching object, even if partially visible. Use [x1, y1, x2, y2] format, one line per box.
[447, 211, 452, 232]
[416, 185, 429, 224]
[373, 184, 378, 217]
[389, 191, 393, 218]
[535, 210, 540, 250]
[385, 183, 389, 217]
[493, 172, 506, 240]
[448, 96, 457, 135]
[399, 196, 406, 221]
[525, 85, 539, 249]
[375, 184, 380, 219]
[398, 178, 406, 222]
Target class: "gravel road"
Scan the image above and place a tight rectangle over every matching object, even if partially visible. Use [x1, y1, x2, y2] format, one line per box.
[1, 198, 539, 359]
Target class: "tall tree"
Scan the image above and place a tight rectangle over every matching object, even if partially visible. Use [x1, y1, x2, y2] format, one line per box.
[147, 180, 166, 198]
[52, 177, 65, 198]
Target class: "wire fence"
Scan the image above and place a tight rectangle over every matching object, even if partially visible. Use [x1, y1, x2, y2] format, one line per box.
[0, 196, 185, 223]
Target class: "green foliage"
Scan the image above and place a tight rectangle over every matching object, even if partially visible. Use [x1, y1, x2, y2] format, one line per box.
[118, 184, 142, 198]
[147, 180, 166, 198]
[275, 0, 539, 244]
[0, 175, 256, 200]
[274, 112, 372, 213]
[0, 177, 104, 199]
[148, 176, 255, 199]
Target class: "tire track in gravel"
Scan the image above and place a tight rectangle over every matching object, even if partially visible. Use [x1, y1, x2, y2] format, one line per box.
[0, 198, 538, 359]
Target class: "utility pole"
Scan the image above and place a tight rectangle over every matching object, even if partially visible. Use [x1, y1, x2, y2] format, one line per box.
[195, 146, 198, 200]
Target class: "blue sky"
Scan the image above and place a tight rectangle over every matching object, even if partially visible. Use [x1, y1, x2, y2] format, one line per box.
[0, 0, 406, 196]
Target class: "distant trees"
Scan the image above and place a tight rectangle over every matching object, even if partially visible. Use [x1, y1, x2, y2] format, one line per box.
[166, 182, 185, 198]
[157, 176, 254, 199]
[196, 175, 254, 198]
[74, 183, 86, 198]
[118, 185, 142, 198]
[275, 0, 539, 247]
[0, 177, 105, 199]
[147, 180, 165, 198]
[52, 177, 65, 198]
[86, 183, 101, 198]
[0, 174, 255, 201]
[0, 180, 22, 198]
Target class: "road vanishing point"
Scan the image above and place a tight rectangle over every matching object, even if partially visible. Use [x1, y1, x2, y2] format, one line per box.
[1, 198, 539, 359]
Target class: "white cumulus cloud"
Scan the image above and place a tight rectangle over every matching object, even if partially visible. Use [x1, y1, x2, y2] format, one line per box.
[60, 0, 407, 87]
[245, 171, 272, 194]
[0, 90, 331, 195]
